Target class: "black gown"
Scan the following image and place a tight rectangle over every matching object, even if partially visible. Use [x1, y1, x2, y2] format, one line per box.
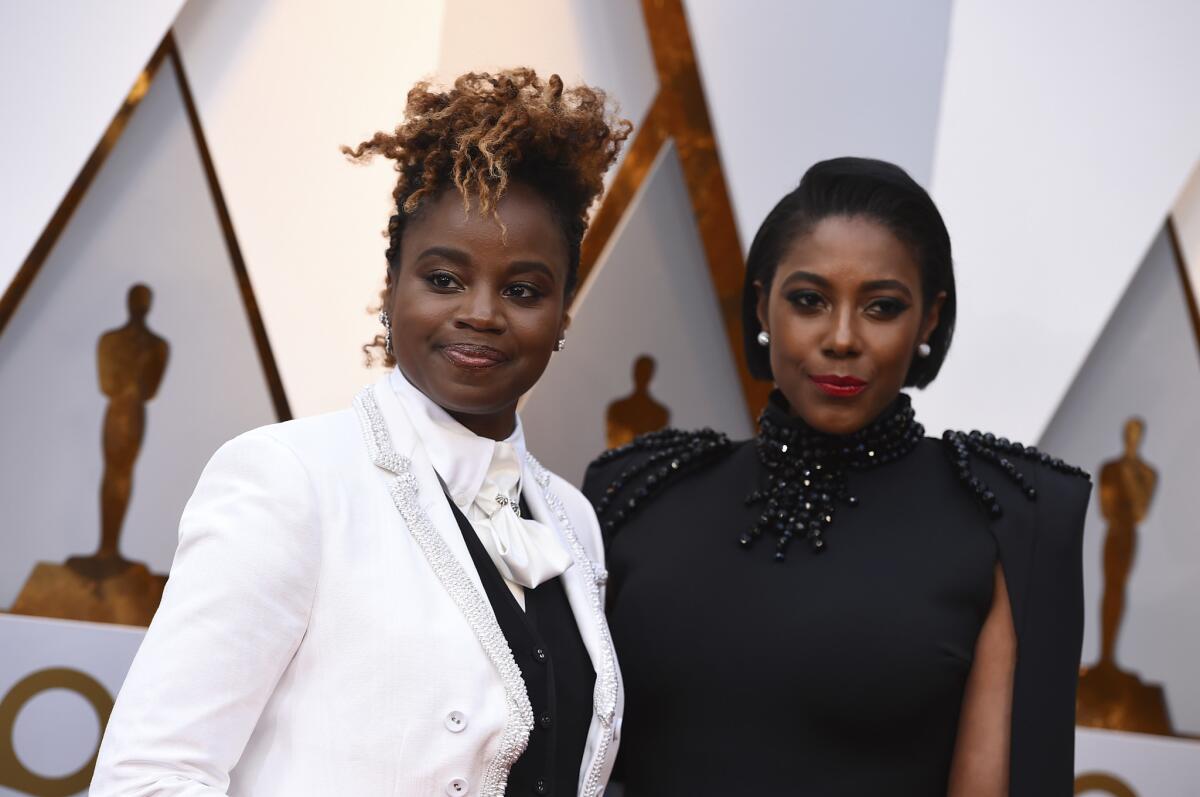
[582, 393, 1090, 797]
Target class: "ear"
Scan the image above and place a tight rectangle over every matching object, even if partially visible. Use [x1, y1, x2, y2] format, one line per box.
[559, 310, 572, 340]
[754, 280, 770, 333]
[919, 290, 947, 345]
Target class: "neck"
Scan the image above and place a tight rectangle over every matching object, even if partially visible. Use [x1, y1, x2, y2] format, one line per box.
[770, 391, 910, 440]
[447, 406, 518, 441]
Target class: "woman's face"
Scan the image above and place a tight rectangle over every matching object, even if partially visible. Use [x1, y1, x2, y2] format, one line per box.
[756, 215, 944, 436]
[388, 182, 570, 439]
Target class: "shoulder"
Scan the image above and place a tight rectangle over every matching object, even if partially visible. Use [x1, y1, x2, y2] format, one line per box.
[582, 427, 738, 539]
[219, 409, 358, 464]
[940, 428, 1092, 537]
[200, 409, 360, 494]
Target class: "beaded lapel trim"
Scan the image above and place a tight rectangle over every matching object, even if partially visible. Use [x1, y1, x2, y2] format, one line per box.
[524, 453, 619, 797]
[354, 387, 532, 797]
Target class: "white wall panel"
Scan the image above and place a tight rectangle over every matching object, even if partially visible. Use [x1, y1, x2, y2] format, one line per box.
[436, 0, 657, 167]
[522, 144, 753, 487]
[0, 54, 277, 610]
[0, 0, 186, 293]
[683, 0, 953, 249]
[1040, 227, 1200, 734]
[172, 0, 446, 417]
[928, 0, 1200, 441]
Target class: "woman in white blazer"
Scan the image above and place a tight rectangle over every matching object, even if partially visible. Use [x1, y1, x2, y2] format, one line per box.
[91, 68, 631, 797]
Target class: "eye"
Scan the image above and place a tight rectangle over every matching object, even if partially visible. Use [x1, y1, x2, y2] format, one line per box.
[865, 297, 910, 319]
[786, 290, 826, 312]
[426, 271, 461, 290]
[503, 283, 544, 300]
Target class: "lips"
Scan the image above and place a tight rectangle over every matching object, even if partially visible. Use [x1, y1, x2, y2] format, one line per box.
[809, 374, 868, 398]
[440, 343, 510, 369]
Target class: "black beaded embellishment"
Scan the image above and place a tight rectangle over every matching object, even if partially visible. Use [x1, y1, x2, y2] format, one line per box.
[593, 427, 733, 536]
[745, 392, 924, 561]
[941, 429, 1090, 518]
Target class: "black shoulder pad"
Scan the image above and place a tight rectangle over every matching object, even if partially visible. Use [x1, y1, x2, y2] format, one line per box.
[584, 428, 733, 538]
[942, 429, 1090, 518]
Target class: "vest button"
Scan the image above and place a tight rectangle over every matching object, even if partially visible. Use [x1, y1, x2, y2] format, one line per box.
[445, 777, 469, 795]
[539, 712, 553, 729]
[534, 778, 549, 795]
[445, 711, 468, 733]
[533, 647, 547, 663]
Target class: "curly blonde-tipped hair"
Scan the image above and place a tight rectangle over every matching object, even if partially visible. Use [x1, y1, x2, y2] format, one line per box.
[344, 68, 632, 365]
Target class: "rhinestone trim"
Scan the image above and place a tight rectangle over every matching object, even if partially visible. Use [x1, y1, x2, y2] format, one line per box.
[525, 452, 619, 797]
[354, 388, 533, 797]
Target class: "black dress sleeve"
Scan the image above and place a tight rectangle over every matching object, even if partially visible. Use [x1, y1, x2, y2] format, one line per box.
[1003, 463, 1090, 796]
[943, 430, 1091, 796]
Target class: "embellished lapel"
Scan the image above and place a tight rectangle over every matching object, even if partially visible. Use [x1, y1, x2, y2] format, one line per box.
[353, 382, 532, 797]
[522, 452, 619, 796]
[369, 378, 484, 593]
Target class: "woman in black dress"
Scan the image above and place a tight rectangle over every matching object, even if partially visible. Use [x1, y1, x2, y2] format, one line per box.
[584, 158, 1090, 796]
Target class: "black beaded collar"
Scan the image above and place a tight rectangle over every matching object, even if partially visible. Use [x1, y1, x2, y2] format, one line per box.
[744, 391, 924, 560]
[588, 395, 1091, 554]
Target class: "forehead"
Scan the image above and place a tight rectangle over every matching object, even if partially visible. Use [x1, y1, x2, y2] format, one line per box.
[402, 183, 569, 268]
[778, 215, 920, 285]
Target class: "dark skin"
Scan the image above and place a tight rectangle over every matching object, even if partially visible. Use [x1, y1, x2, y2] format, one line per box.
[755, 214, 944, 435]
[387, 182, 571, 440]
[756, 214, 1012, 796]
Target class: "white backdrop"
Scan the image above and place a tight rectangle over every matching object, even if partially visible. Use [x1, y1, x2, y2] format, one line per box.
[0, 53, 277, 610]
[0, 1, 186, 294]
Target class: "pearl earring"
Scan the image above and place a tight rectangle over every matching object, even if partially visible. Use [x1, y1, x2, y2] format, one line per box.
[555, 337, 566, 352]
[757, 330, 770, 347]
[917, 342, 931, 358]
[379, 310, 394, 357]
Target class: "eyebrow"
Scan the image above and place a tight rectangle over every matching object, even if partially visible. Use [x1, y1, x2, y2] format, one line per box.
[414, 245, 470, 266]
[508, 259, 558, 284]
[780, 270, 832, 289]
[861, 279, 914, 300]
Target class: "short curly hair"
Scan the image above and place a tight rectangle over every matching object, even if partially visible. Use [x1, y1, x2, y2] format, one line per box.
[344, 68, 631, 365]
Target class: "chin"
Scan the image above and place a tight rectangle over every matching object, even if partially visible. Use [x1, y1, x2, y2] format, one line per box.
[796, 393, 875, 436]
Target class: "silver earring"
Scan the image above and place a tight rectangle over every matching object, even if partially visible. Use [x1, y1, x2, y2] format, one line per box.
[555, 337, 566, 352]
[757, 330, 770, 347]
[379, 310, 394, 357]
[917, 342, 931, 358]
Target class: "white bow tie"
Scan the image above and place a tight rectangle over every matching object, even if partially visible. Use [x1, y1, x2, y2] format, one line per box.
[470, 442, 573, 590]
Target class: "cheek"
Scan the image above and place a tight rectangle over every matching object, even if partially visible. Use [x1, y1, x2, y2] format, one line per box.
[864, 324, 918, 375]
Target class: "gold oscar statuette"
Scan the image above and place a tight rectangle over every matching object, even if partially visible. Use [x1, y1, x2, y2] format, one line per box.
[1076, 417, 1173, 735]
[606, 355, 670, 449]
[10, 284, 169, 626]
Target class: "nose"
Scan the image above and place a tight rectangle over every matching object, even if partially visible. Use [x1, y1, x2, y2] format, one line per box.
[455, 286, 505, 334]
[821, 304, 861, 358]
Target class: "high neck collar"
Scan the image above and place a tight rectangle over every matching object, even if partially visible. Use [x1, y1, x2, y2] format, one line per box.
[388, 368, 527, 510]
[757, 390, 922, 469]
[744, 389, 924, 560]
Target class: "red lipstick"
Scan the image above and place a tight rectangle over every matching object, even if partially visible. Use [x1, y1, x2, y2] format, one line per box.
[809, 374, 868, 398]
[440, 343, 509, 370]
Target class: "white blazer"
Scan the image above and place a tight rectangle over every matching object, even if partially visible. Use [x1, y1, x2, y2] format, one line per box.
[91, 377, 623, 796]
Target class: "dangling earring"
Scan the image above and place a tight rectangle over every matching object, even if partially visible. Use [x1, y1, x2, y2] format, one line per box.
[916, 342, 931, 358]
[757, 330, 770, 347]
[379, 310, 394, 357]
[555, 337, 567, 352]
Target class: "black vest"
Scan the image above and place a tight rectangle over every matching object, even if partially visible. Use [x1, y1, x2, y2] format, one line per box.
[446, 493, 596, 796]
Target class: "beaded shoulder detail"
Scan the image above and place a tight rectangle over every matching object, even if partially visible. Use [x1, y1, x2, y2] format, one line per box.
[589, 428, 734, 537]
[942, 429, 1090, 518]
